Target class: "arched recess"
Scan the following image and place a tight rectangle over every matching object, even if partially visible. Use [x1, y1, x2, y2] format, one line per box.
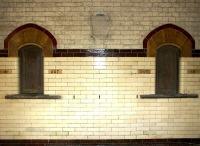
[4, 23, 57, 57]
[143, 24, 195, 57]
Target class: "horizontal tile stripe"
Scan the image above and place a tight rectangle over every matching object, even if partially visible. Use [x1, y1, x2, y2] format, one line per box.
[1, 49, 200, 57]
[0, 139, 199, 146]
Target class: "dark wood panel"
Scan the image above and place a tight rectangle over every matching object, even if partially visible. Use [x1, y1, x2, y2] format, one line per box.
[19, 45, 43, 94]
[156, 45, 180, 95]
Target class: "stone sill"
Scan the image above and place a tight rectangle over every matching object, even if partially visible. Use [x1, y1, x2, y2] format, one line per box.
[140, 94, 198, 99]
[5, 94, 61, 99]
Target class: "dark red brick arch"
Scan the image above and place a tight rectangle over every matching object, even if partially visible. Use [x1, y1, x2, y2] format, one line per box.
[143, 23, 195, 49]
[4, 23, 57, 49]
[143, 23, 195, 57]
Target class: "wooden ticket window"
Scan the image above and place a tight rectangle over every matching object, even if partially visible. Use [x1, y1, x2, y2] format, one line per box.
[5, 24, 61, 99]
[19, 45, 43, 95]
[141, 24, 198, 98]
[156, 45, 180, 95]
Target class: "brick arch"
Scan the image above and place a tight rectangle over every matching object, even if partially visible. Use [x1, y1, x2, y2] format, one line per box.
[143, 24, 195, 57]
[4, 23, 57, 57]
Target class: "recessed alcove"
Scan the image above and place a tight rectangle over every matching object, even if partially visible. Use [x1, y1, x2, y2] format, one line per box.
[141, 24, 198, 98]
[156, 45, 180, 95]
[5, 24, 60, 99]
[6, 45, 60, 99]
[19, 45, 44, 95]
[141, 45, 198, 98]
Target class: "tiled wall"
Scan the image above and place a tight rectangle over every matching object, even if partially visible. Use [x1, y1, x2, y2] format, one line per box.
[0, 0, 200, 49]
[0, 57, 200, 139]
[0, 0, 200, 142]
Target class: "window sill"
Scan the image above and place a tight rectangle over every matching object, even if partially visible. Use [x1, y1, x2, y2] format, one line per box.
[5, 94, 61, 99]
[140, 93, 198, 99]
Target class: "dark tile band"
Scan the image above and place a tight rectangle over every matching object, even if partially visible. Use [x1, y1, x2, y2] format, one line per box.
[192, 49, 200, 57]
[0, 50, 8, 57]
[1, 49, 200, 57]
[0, 139, 199, 146]
[53, 49, 147, 57]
